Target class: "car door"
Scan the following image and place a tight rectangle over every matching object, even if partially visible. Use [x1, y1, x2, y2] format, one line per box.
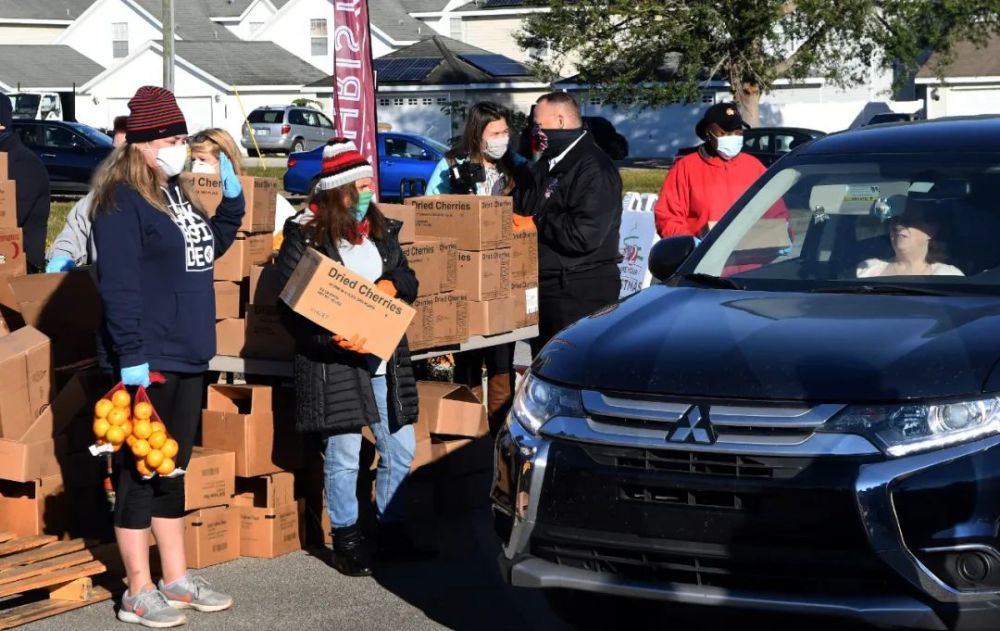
[381, 135, 437, 200]
[33, 124, 90, 189]
[299, 110, 320, 149]
[315, 112, 335, 146]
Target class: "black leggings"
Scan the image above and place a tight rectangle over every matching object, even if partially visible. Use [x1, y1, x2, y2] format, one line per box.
[113, 372, 205, 529]
[453, 343, 514, 387]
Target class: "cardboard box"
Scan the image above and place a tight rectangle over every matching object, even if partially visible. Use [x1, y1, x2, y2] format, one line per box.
[185, 505, 239, 569]
[403, 239, 456, 297]
[280, 248, 416, 361]
[202, 385, 283, 478]
[234, 472, 295, 509]
[249, 264, 283, 306]
[3, 270, 102, 368]
[237, 177, 278, 234]
[468, 298, 515, 337]
[0, 474, 65, 537]
[0, 326, 52, 440]
[180, 173, 223, 215]
[184, 447, 236, 511]
[239, 502, 300, 558]
[456, 248, 511, 301]
[512, 280, 540, 329]
[378, 203, 416, 244]
[0, 373, 86, 483]
[406, 291, 468, 351]
[243, 306, 294, 359]
[0, 152, 6, 177]
[511, 224, 538, 283]
[407, 195, 513, 250]
[417, 381, 488, 438]
[215, 318, 246, 357]
[214, 281, 243, 320]
[0, 228, 25, 279]
[214, 234, 272, 282]
[0, 180, 15, 230]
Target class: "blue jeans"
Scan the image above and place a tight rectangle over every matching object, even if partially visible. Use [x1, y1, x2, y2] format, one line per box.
[324, 375, 416, 529]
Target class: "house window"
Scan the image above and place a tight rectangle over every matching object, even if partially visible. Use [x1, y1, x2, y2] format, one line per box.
[589, 96, 602, 106]
[250, 22, 265, 34]
[393, 98, 404, 106]
[422, 98, 433, 105]
[436, 97, 447, 105]
[701, 93, 715, 104]
[408, 98, 419, 106]
[379, 98, 391, 107]
[310, 19, 328, 56]
[112, 22, 128, 58]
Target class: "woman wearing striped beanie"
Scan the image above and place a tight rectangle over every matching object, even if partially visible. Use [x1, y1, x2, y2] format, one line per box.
[91, 85, 243, 627]
[276, 138, 426, 576]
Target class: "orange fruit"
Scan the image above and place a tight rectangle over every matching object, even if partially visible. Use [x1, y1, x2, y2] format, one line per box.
[145, 449, 164, 470]
[95, 438, 106, 446]
[94, 399, 114, 419]
[113, 443, 122, 452]
[112, 390, 131, 409]
[126, 435, 137, 448]
[132, 438, 151, 458]
[156, 457, 176, 476]
[105, 426, 125, 446]
[107, 408, 128, 427]
[133, 402, 153, 421]
[121, 419, 133, 438]
[161, 438, 179, 459]
[92, 418, 110, 439]
[148, 431, 167, 450]
[150, 421, 166, 436]
[133, 419, 152, 440]
[135, 459, 153, 477]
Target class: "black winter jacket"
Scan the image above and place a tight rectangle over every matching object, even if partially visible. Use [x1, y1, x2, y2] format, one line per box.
[515, 132, 623, 281]
[0, 132, 50, 272]
[276, 213, 419, 435]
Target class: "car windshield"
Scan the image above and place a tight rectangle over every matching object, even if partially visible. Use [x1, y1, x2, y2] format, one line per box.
[74, 124, 113, 147]
[689, 154, 1000, 294]
[10, 94, 39, 118]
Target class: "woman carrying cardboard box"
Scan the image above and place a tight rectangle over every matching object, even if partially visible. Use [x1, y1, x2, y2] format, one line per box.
[276, 138, 424, 577]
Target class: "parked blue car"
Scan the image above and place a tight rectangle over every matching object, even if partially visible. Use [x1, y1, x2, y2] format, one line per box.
[284, 132, 448, 201]
[12, 120, 114, 194]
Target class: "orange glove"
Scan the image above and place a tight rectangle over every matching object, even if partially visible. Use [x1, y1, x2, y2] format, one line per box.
[332, 333, 368, 354]
[375, 279, 397, 297]
[512, 214, 535, 230]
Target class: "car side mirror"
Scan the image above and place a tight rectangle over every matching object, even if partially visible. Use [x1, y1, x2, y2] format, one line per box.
[648, 236, 697, 282]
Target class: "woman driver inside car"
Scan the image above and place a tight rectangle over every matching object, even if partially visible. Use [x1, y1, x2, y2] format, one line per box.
[857, 200, 964, 278]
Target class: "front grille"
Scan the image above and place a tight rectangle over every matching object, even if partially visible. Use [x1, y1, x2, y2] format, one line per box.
[596, 447, 805, 480]
[591, 413, 815, 443]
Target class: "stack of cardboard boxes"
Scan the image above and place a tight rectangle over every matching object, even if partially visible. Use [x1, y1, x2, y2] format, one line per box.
[0, 153, 27, 279]
[510, 221, 540, 329]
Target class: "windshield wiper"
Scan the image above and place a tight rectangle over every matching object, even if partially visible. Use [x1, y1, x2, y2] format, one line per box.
[680, 273, 745, 290]
[809, 284, 951, 296]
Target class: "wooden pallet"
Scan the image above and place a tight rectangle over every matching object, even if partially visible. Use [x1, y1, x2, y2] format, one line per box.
[0, 534, 110, 630]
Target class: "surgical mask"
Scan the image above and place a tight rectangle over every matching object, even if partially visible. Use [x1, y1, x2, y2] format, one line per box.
[483, 136, 509, 161]
[715, 134, 743, 160]
[191, 158, 216, 174]
[353, 190, 374, 222]
[155, 144, 189, 178]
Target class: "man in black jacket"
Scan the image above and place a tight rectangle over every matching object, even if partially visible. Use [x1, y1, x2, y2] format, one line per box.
[0, 93, 50, 273]
[516, 92, 622, 354]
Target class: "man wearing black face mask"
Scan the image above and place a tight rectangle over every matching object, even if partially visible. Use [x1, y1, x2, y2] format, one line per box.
[515, 92, 623, 355]
[0, 92, 50, 273]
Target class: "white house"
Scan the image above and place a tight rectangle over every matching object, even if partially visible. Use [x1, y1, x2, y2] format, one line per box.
[0, 1, 95, 45]
[917, 37, 1000, 119]
[209, 0, 284, 41]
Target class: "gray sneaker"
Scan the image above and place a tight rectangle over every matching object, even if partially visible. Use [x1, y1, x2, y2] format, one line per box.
[158, 575, 233, 613]
[118, 588, 187, 628]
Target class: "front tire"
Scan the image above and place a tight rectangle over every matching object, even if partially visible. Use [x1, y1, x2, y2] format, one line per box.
[291, 139, 305, 154]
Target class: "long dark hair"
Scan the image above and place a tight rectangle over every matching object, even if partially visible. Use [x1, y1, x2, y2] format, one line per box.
[446, 101, 516, 195]
[306, 183, 386, 247]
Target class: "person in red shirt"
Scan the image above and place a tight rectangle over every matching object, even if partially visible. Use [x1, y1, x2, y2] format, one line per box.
[655, 103, 771, 238]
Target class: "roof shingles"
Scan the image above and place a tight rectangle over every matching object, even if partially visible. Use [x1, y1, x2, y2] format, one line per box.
[175, 40, 326, 86]
[0, 45, 104, 89]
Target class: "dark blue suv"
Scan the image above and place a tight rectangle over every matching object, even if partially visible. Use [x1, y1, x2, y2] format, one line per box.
[13, 120, 113, 194]
[494, 116, 1000, 630]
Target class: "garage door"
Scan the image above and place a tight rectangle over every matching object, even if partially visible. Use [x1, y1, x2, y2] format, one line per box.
[947, 88, 1000, 117]
[377, 93, 451, 144]
[176, 97, 214, 135]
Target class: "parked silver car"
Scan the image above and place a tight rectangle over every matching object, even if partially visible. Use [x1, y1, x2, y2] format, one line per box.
[241, 105, 336, 156]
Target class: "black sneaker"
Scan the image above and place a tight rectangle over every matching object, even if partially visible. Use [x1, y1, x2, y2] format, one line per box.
[331, 525, 372, 577]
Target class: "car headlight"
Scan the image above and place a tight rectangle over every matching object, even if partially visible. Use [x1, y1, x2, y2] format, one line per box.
[824, 397, 1000, 457]
[510, 373, 585, 435]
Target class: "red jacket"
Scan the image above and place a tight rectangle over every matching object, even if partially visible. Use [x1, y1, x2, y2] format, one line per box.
[655, 150, 768, 237]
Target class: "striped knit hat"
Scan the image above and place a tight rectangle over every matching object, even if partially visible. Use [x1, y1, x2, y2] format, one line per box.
[126, 86, 187, 144]
[316, 138, 373, 192]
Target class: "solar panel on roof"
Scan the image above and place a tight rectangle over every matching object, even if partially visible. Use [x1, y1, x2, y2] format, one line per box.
[374, 57, 440, 82]
[459, 54, 529, 77]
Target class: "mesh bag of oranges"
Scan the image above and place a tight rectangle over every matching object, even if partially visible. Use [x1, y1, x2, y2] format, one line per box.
[89, 377, 180, 480]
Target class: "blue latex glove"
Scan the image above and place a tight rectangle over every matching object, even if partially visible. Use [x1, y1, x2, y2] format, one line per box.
[121, 363, 151, 388]
[693, 237, 703, 248]
[219, 152, 243, 198]
[45, 256, 76, 273]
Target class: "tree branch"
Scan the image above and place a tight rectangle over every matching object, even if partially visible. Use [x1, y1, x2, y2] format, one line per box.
[773, 22, 831, 77]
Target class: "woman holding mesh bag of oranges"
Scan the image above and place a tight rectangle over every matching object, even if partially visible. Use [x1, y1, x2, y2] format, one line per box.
[90, 86, 244, 628]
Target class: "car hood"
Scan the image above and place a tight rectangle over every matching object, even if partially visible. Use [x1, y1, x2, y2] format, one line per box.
[533, 286, 1000, 403]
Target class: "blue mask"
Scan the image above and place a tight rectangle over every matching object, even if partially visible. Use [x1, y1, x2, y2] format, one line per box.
[715, 135, 743, 160]
[354, 190, 374, 222]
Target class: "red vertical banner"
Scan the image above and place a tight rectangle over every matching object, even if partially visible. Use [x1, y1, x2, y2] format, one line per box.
[332, 0, 380, 197]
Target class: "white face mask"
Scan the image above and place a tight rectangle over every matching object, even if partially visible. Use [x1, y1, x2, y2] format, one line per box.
[715, 134, 744, 160]
[155, 144, 189, 178]
[483, 136, 509, 161]
[190, 158, 217, 174]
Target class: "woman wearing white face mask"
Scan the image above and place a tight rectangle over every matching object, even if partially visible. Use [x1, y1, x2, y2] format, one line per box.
[91, 86, 244, 628]
[425, 102, 531, 435]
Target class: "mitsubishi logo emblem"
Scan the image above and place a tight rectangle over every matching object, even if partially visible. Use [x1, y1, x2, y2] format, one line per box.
[668, 406, 717, 444]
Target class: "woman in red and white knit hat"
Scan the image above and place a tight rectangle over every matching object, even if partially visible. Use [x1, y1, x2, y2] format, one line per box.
[276, 138, 426, 576]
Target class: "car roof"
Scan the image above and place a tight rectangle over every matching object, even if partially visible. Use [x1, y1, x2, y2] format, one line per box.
[797, 115, 1000, 155]
[747, 126, 825, 136]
